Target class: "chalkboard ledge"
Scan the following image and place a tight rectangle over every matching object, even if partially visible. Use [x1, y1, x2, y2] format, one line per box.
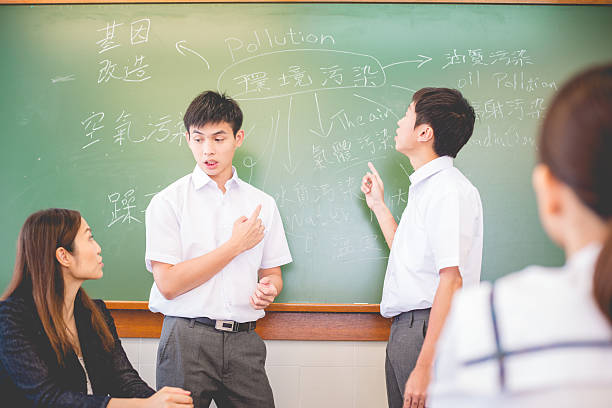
[106, 301, 391, 341]
[3, 1, 612, 6]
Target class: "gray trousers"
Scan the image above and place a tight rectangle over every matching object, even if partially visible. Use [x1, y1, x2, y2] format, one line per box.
[385, 308, 431, 408]
[156, 316, 274, 408]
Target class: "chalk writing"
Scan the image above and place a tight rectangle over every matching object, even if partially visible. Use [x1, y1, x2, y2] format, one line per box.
[98, 55, 151, 84]
[357, 128, 394, 155]
[331, 139, 355, 163]
[107, 189, 142, 227]
[457, 70, 480, 89]
[330, 107, 393, 131]
[279, 65, 313, 87]
[97, 21, 123, 54]
[218, 50, 386, 100]
[275, 176, 363, 214]
[492, 71, 558, 92]
[472, 97, 547, 122]
[442, 48, 533, 69]
[95, 19, 152, 84]
[470, 124, 535, 148]
[233, 72, 270, 95]
[225, 28, 336, 62]
[113, 110, 132, 146]
[312, 144, 332, 170]
[130, 19, 151, 45]
[320, 65, 343, 86]
[81, 112, 105, 149]
[79, 110, 185, 149]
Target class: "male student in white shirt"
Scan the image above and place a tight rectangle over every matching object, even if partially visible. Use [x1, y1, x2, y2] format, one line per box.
[145, 91, 292, 408]
[361, 87, 483, 408]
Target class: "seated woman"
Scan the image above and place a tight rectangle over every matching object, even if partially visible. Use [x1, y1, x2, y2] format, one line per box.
[0, 208, 193, 408]
[428, 64, 612, 407]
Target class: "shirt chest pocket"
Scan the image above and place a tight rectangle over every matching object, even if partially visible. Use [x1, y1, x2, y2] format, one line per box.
[214, 218, 234, 247]
[180, 213, 224, 260]
[234, 235, 265, 271]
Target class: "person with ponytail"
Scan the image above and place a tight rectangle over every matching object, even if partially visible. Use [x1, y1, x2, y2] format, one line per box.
[427, 64, 612, 407]
[0, 209, 193, 407]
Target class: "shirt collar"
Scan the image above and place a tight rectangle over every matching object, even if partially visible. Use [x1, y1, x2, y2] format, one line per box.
[408, 156, 454, 186]
[192, 165, 241, 191]
[566, 242, 602, 274]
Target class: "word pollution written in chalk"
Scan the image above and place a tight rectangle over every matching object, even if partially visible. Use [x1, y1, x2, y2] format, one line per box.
[225, 28, 336, 62]
[492, 71, 558, 92]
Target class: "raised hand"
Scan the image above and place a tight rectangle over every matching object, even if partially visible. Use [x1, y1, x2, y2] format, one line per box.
[361, 162, 385, 210]
[230, 204, 265, 253]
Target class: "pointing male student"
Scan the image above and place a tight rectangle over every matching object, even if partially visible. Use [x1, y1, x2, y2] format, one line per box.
[361, 88, 483, 408]
[145, 91, 292, 408]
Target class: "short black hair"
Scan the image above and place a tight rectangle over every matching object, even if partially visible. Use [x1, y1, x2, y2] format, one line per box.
[183, 91, 243, 136]
[412, 88, 475, 158]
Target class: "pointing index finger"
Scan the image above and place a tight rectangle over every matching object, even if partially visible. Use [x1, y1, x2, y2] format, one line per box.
[367, 162, 383, 183]
[367, 162, 379, 176]
[249, 204, 262, 221]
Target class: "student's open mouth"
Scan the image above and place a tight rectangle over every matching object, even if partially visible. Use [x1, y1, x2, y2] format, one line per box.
[204, 160, 219, 170]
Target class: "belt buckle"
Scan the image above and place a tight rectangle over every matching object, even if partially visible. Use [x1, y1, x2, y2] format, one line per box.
[215, 320, 237, 332]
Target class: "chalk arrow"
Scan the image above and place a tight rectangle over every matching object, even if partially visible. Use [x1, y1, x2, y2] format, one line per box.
[309, 93, 334, 138]
[283, 96, 298, 175]
[382, 55, 432, 70]
[176, 41, 210, 70]
[283, 162, 298, 175]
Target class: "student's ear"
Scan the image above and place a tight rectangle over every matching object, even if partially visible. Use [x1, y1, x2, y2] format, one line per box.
[533, 164, 563, 216]
[416, 125, 433, 143]
[235, 129, 245, 147]
[184, 131, 190, 144]
[533, 163, 567, 246]
[56, 247, 71, 268]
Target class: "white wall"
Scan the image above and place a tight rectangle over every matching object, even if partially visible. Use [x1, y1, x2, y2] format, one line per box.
[121, 338, 388, 408]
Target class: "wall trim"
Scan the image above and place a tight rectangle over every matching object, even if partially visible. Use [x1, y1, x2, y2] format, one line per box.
[106, 301, 392, 341]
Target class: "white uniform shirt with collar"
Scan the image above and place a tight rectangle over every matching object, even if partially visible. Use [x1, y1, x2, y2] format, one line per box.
[380, 155, 483, 318]
[429, 244, 612, 408]
[145, 166, 292, 323]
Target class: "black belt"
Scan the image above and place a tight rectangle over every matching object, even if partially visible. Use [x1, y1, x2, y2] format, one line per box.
[192, 317, 256, 333]
[394, 308, 431, 324]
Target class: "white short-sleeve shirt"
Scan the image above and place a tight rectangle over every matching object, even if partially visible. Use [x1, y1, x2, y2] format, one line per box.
[429, 244, 612, 408]
[380, 156, 483, 318]
[145, 166, 292, 322]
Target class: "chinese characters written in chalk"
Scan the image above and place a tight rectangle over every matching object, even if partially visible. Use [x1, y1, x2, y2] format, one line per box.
[80, 109, 185, 150]
[442, 48, 534, 70]
[233, 63, 381, 97]
[96, 19, 152, 83]
[106, 187, 160, 228]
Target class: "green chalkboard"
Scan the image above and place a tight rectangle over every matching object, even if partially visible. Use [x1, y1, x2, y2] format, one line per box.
[1, 3, 611, 302]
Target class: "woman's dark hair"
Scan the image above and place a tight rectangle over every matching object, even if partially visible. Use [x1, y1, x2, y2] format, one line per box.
[2, 209, 114, 364]
[538, 64, 612, 323]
